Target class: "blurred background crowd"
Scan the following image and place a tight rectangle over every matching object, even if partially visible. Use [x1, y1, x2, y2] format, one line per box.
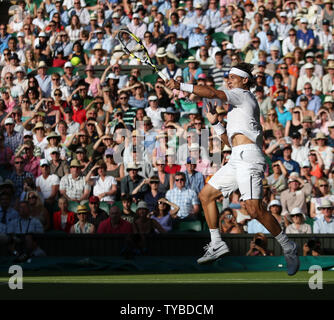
[0, 0, 333, 243]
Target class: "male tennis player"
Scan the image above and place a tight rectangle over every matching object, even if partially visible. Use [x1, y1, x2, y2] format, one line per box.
[166, 63, 299, 276]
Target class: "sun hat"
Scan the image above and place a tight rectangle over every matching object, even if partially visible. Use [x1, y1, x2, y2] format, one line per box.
[136, 201, 148, 210]
[156, 47, 168, 58]
[77, 205, 89, 214]
[32, 121, 44, 132]
[184, 56, 198, 63]
[70, 159, 83, 168]
[148, 95, 158, 101]
[304, 62, 314, 69]
[4, 118, 14, 125]
[64, 61, 73, 68]
[290, 207, 306, 219]
[40, 159, 49, 167]
[315, 132, 327, 140]
[126, 162, 141, 171]
[46, 131, 61, 140]
[49, 147, 60, 154]
[37, 61, 47, 69]
[318, 199, 333, 209]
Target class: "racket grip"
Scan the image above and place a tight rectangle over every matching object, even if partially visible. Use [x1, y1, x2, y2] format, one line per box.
[157, 71, 168, 82]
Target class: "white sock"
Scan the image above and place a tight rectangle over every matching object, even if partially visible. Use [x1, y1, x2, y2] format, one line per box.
[275, 231, 293, 252]
[209, 229, 222, 245]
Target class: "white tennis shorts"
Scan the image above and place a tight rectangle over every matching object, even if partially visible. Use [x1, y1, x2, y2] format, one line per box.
[208, 144, 266, 201]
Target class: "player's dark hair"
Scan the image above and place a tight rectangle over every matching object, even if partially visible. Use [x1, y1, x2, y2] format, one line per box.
[233, 62, 255, 88]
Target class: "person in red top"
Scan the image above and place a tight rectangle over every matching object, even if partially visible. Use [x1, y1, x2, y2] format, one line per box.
[97, 206, 133, 234]
[164, 149, 181, 174]
[53, 197, 76, 233]
[71, 94, 86, 124]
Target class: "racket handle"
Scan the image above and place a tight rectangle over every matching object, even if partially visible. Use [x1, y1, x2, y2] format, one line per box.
[157, 71, 168, 82]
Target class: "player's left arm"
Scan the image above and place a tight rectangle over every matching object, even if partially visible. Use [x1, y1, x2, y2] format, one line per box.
[166, 79, 228, 102]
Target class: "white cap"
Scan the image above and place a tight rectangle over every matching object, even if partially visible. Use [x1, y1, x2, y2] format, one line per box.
[331, 85, 334, 92]
[268, 199, 282, 209]
[270, 45, 280, 51]
[305, 52, 315, 58]
[38, 32, 47, 37]
[107, 73, 119, 80]
[23, 130, 33, 136]
[226, 43, 235, 50]
[40, 159, 49, 166]
[4, 117, 14, 125]
[328, 54, 334, 61]
[132, 13, 140, 18]
[64, 61, 73, 68]
[148, 95, 158, 101]
[15, 66, 25, 73]
[17, 32, 24, 37]
[290, 207, 305, 218]
[112, 12, 120, 18]
[279, 12, 287, 17]
[300, 17, 308, 24]
[302, 160, 311, 167]
[304, 62, 314, 69]
[189, 143, 200, 151]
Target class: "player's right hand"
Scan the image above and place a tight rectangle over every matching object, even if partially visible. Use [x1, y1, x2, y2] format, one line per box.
[166, 79, 180, 90]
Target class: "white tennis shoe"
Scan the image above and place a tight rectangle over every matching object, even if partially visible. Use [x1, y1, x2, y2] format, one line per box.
[197, 241, 230, 264]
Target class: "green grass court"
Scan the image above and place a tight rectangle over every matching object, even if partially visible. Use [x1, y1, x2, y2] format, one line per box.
[1, 271, 334, 300]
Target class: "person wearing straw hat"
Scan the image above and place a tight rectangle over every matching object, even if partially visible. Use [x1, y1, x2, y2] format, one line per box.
[32, 121, 48, 153]
[166, 62, 300, 275]
[182, 56, 203, 84]
[313, 131, 333, 176]
[120, 162, 147, 198]
[89, 42, 108, 66]
[35, 61, 52, 98]
[313, 198, 334, 233]
[59, 159, 91, 203]
[70, 205, 95, 234]
[285, 207, 311, 234]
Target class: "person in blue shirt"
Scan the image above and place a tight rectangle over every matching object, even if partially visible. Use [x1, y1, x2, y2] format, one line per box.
[275, 95, 292, 128]
[273, 144, 300, 175]
[296, 18, 315, 50]
[183, 157, 205, 195]
[0, 24, 11, 54]
[296, 91, 322, 116]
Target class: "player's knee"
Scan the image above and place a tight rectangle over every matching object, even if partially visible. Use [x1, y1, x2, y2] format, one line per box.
[244, 200, 262, 219]
[199, 186, 217, 204]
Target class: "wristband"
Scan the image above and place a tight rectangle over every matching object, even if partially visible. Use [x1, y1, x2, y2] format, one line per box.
[180, 83, 194, 93]
[212, 122, 226, 136]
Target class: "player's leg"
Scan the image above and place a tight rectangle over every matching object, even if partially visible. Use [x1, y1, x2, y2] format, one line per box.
[197, 165, 236, 264]
[244, 199, 299, 275]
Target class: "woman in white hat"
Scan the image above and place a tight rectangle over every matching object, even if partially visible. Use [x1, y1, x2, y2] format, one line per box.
[89, 42, 108, 66]
[182, 56, 203, 84]
[310, 177, 334, 219]
[312, 130, 333, 175]
[285, 207, 311, 234]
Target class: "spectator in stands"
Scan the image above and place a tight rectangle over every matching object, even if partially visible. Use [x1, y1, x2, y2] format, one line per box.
[97, 206, 133, 234]
[121, 162, 147, 200]
[182, 157, 205, 195]
[7, 200, 44, 234]
[313, 199, 334, 234]
[266, 160, 288, 198]
[53, 197, 75, 233]
[151, 197, 179, 232]
[280, 173, 312, 216]
[70, 205, 95, 234]
[246, 233, 273, 256]
[59, 159, 90, 203]
[219, 207, 244, 234]
[286, 207, 312, 234]
[86, 195, 108, 231]
[0, 192, 18, 229]
[166, 172, 200, 220]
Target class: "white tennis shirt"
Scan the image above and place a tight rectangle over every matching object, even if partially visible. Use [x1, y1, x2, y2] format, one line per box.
[224, 88, 263, 149]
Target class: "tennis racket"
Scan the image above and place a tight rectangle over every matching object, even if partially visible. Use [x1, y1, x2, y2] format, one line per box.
[117, 29, 168, 82]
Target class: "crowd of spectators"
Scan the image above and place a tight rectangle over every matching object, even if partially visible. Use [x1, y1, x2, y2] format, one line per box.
[0, 0, 333, 243]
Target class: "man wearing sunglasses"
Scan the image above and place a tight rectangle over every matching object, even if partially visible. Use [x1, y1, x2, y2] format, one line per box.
[166, 172, 200, 220]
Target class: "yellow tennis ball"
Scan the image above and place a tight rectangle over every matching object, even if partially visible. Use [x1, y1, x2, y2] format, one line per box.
[70, 57, 81, 66]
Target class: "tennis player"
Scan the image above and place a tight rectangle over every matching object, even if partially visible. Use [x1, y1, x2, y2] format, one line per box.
[166, 63, 299, 276]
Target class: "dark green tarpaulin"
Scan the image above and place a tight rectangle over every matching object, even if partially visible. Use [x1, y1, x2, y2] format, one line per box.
[1, 256, 333, 273]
